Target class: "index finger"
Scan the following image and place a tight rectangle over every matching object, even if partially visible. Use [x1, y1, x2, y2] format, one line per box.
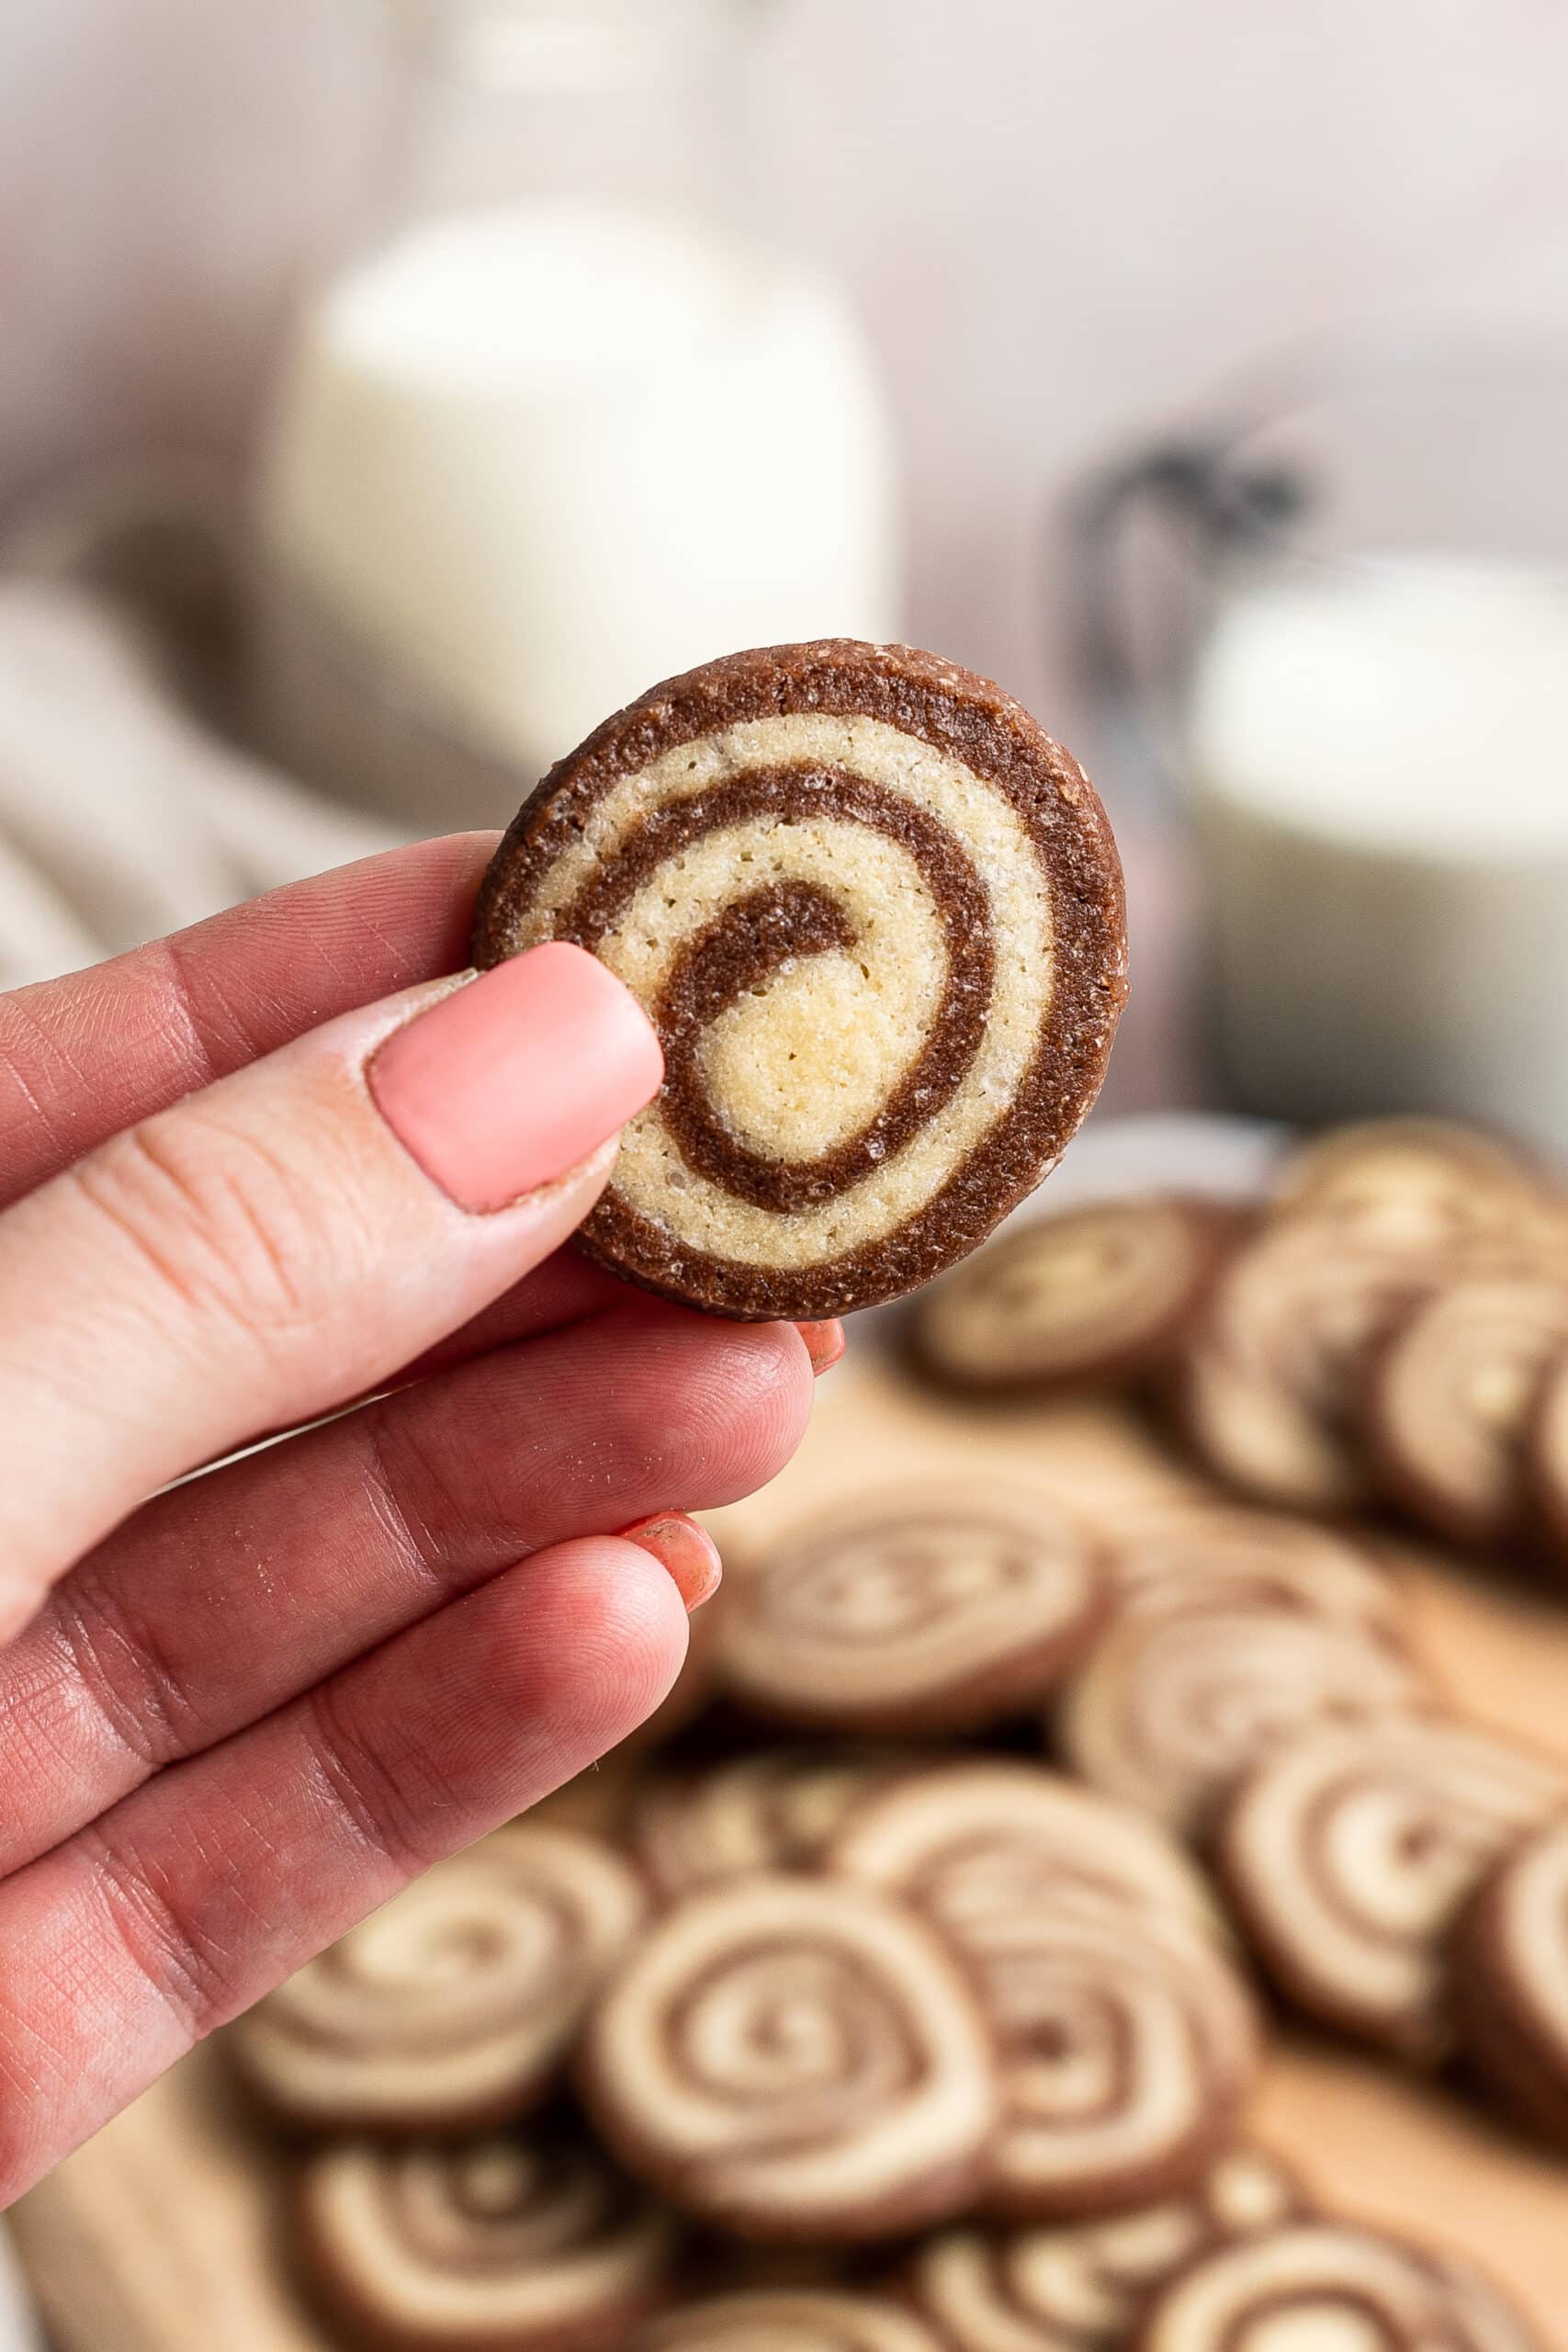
[0, 833, 496, 1210]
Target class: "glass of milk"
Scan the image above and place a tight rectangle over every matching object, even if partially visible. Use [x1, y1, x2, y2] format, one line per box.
[1077, 347, 1568, 1151]
[249, 0, 901, 828]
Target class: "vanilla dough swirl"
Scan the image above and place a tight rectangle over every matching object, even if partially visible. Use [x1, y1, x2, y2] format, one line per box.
[296, 2129, 680, 2352]
[633, 1748, 917, 1902]
[827, 1767, 1258, 2215]
[913, 1197, 1244, 1393]
[1058, 1602, 1426, 1838]
[472, 641, 1127, 1319]
[1453, 1813, 1568, 2151]
[906, 2148, 1303, 2351]
[1218, 1717, 1568, 2058]
[716, 1488, 1107, 1736]
[1134, 2222, 1545, 2352]
[1177, 1222, 1447, 1513]
[826, 1763, 1224, 1947]
[578, 1872, 999, 2242]
[1105, 1506, 1400, 1634]
[1369, 1273, 1568, 1551]
[230, 1825, 646, 2130]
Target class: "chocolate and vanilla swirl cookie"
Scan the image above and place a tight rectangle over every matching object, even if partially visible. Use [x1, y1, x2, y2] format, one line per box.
[716, 1489, 1106, 1736]
[633, 1748, 916, 1902]
[905, 2147, 1303, 2351]
[1176, 1222, 1445, 1513]
[826, 1762, 1224, 1945]
[639, 2291, 948, 2352]
[579, 1871, 998, 2242]
[910, 1198, 1245, 1395]
[1452, 1813, 1568, 2151]
[472, 641, 1127, 1318]
[1105, 1505, 1400, 1632]
[297, 2129, 680, 2352]
[1133, 2222, 1544, 2352]
[1057, 1602, 1426, 1838]
[827, 1767, 1258, 2215]
[1274, 1118, 1560, 1250]
[1217, 1717, 1568, 2057]
[230, 1825, 645, 2130]
[1529, 1351, 1568, 1567]
[1367, 1274, 1568, 1554]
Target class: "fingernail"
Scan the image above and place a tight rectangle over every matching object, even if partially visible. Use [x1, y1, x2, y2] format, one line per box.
[618, 1513, 723, 1612]
[795, 1319, 846, 1376]
[370, 944, 663, 1213]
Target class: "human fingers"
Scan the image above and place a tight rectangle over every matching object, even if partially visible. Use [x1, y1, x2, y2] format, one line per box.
[0, 942, 661, 1645]
[0, 1532, 689, 2205]
[1, 1303, 810, 1870]
[0, 833, 496, 1211]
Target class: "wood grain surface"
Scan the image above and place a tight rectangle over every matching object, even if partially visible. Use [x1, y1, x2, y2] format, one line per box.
[14, 1355, 1568, 2346]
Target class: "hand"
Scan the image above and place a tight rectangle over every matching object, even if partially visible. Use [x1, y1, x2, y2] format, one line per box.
[0, 834, 821, 2205]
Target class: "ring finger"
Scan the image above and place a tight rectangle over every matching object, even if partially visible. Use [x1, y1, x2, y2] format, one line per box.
[0, 1299, 811, 1872]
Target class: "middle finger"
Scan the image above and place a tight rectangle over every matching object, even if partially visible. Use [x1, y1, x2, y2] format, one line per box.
[0, 1300, 809, 1872]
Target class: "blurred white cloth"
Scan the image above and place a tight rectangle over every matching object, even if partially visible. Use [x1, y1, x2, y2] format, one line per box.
[0, 573, 400, 992]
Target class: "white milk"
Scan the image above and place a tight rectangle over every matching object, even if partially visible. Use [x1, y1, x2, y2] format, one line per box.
[257, 201, 900, 792]
[1189, 555, 1568, 1149]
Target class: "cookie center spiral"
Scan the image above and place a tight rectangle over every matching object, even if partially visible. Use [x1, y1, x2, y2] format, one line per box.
[499, 711, 1055, 1270]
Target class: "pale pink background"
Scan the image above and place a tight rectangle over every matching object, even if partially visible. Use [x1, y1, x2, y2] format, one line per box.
[2, 0, 1565, 1113]
[5, 0, 1566, 718]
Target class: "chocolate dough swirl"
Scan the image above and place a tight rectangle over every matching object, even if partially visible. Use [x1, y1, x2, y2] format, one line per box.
[1217, 1717, 1568, 2058]
[1453, 1813, 1568, 2151]
[1133, 2222, 1544, 2352]
[716, 1487, 1107, 1736]
[577, 1872, 999, 2243]
[473, 641, 1126, 1319]
[296, 2128, 680, 2352]
[229, 1824, 646, 2131]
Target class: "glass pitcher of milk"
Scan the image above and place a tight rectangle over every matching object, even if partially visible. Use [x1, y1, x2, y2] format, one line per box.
[251, 0, 901, 828]
[1074, 345, 1568, 1154]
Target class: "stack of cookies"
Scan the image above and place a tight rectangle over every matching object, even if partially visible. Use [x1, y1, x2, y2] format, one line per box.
[222, 1431, 1559, 2345]
[916, 1118, 1568, 1560]
[221, 628, 1563, 2347]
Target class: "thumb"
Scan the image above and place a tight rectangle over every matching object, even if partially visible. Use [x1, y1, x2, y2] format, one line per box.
[0, 942, 662, 1642]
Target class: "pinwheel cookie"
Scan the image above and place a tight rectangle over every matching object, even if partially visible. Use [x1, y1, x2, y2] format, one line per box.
[229, 1824, 645, 2131]
[473, 640, 1127, 1318]
[296, 2127, 680, 2352]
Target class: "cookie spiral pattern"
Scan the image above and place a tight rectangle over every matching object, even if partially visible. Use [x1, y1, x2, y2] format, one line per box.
[640, 2291, 949, 2352]
[827, 1767, 1258, 2215]
[1275, 1117, 1560, 1250]
[1057, 1602, 1426, 1837]
[1453, 1814, 1568, 2150]
[1178, 1222, 1445, 1512]
[1529, 1351, 1568, 1566]
[827, 1763, 1224, 1946]
[717, 1489, 1106, 1736]
[472, 641, 1127, 1319]
[906, 2148, 1303, 2351]
[1218, 1718, 1568, 2056]
[633, 1748, 916, 1901]
[579, 1872, 999, 2242]
[1106, 1507, 1400, 1634]
[1134, 2222, 1544, 2352]
[230, 1825, 645, 2129]
[911, 1198, 1243, 1394]
[1369, 1275, 1568, 1551]
[297, 2130, 679, 2352]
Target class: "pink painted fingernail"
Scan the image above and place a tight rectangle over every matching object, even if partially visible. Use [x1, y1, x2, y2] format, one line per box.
[795, 1319, 847, 1376]
[370, 944, 663, 1213]
[618, 1514, 723, 1612]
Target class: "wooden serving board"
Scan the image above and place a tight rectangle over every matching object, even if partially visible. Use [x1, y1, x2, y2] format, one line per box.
[15, 1356, 1568, 2346]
